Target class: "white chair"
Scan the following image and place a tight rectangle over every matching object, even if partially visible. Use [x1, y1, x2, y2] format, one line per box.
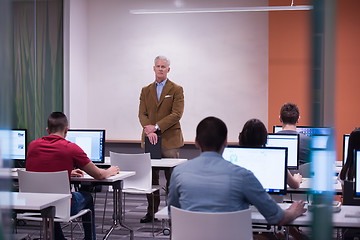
[299, 163, 311, 178]
[102, 152, 159, 234]
[17, 170, 93, 240]
[170, 206, 253, 240]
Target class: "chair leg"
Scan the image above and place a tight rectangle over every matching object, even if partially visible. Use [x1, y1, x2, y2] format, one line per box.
[123, 193, 126, 221]
[152, 193, 155, 237]
[101, 190, 109, 233]
[93, 191, 97, 204]
[70, 221, 73, 240]
[88, 209, 94, 240]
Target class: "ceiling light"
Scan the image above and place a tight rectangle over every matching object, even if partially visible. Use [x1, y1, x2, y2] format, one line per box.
[130, 5, 313, 15]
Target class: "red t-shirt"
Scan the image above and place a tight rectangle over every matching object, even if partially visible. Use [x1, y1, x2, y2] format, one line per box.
[26, 135, 91, 176]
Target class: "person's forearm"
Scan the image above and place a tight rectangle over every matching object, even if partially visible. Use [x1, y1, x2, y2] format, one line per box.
[278, 209, 297, 226]
[288, 178, 300, 189]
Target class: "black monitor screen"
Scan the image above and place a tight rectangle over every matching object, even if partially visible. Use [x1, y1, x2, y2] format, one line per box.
[66, 129, 105, 163]
[343, 134, 350, 165]
[267, 133, 299, 169]
[0, 129, 27, 160]
[222, 146, 287, 194]
[355, 150, 360, 197]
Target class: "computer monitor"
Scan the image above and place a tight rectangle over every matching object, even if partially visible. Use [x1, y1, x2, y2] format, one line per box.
[0, 129, 27, 160]
[310, 134, 330, 150]
[273, 126, 282, 133]
[355, 150, 360, 197]
[66, 129, 105, 163]
[273, 125, 332, 137]
[296, 126, 332, 136]
[222, 146, 287, 194]
[310, 149, 335, 193]
[343, 134, 350, 165]
[266, 133, 299, 169]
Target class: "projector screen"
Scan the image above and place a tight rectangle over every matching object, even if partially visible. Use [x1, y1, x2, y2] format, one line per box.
[66, 0, 269, 142]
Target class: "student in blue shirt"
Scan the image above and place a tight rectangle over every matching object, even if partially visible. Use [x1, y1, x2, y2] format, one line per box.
[168, 116, 305, 226]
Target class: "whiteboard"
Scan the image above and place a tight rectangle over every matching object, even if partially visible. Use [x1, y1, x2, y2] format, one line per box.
[67, 0, 268, 143]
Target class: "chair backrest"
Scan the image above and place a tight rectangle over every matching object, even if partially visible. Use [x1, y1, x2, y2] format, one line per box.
[18, 170, 71, 220]
[18, 170, 70, 194]
[170, 206, 253, 240]
[110, 152, 152, 191]
[299, 162, 311, 178]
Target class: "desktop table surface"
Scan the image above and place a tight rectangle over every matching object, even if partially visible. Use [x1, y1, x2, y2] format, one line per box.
[103, 156, 188, 168]
[155, 203, 360, 228]
[0, 192, 71, 211]
[251, 203, 360, 228]
[70, 171, 135, 183]
[150, 158, 187, 168]
[4, 169, 135, 183]
[288, 177, 342, 194]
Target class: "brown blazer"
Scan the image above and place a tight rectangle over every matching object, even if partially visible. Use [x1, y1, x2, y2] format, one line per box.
[138, 79, 184, 150]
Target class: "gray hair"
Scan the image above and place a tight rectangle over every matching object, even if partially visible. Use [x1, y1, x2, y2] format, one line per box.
[154, 55, 170, 66]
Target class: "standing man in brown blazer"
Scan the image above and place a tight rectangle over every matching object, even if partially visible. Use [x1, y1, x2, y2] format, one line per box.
[138, 55, 184, 223]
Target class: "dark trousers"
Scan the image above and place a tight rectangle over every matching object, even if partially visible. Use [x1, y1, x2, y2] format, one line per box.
[54, 191, 95, 240]
[146, 148, 179, 215]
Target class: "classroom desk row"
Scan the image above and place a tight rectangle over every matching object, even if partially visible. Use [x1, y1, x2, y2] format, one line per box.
[1, 170, 135, 240]
[0, 191, 71, 240]
[1, 158, 187, 240]
[0, 158, 345, 240]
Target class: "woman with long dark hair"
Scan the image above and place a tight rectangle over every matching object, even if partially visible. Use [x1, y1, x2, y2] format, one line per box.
[239, 118, 302, 189]
[339, 128, 360, 183]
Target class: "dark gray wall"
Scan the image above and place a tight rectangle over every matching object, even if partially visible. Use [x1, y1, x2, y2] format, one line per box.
[105, 142, 201, 160]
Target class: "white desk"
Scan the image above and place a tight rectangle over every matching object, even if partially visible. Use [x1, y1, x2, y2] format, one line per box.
[8, 169, 136, 240]
[151, 158, 187, 169]
[104, 156, 187, 169]
[70, 171, 135, 240]
[288, 177, 342, 195]
[252, 203, 360, 228]
[0, 191, 71, 240]
[156, 203, 360, 228]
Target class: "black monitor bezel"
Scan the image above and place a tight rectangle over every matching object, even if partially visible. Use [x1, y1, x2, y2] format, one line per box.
[223, 145, 288, 195]
[267, 133, 300, 170]
[272, 125, 282, 133]
[66, 129, 106, 164]
[354, 150, 360, 197]
[342, 134, 350, 166]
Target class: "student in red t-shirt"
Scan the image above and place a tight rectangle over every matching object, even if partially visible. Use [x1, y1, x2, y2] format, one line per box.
[27, 112, 119, 240]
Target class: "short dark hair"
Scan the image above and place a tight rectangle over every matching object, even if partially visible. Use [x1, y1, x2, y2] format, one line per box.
[239, 118, 267, 147]
[280, 103, 300, 125]
[196, 116, 227, 152]
[47, 112, 68, 133]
